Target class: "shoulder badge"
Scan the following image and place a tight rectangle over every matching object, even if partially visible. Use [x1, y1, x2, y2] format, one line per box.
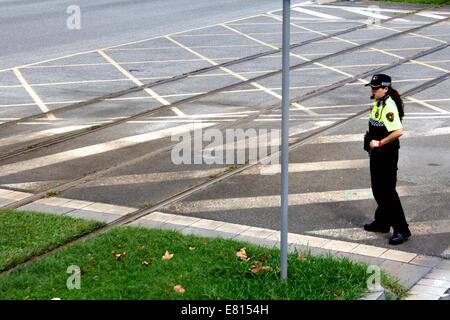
[386, 112, 394, 122]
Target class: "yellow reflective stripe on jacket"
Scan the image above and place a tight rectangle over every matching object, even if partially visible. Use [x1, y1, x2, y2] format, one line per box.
[369, 96, 403, 132]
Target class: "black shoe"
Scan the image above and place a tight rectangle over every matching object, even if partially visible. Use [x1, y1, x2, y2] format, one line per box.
[388, 230, 411, 245]
[364, 222, 390, 233]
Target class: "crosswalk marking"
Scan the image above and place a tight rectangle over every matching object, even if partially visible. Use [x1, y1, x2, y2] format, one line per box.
[171, 185, 450, 213]
[307, 219, 450, 242]
[415, 12, 448, 20]
[0, 123, 215, 178]
[340, 7, 409, 22]
[292, 7, 343, 20]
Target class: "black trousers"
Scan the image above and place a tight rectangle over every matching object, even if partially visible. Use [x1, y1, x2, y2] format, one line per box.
[370, 147, 409, 233]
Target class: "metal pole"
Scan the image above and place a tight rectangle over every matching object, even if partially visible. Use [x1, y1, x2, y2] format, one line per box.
[280, 0, 290, 280]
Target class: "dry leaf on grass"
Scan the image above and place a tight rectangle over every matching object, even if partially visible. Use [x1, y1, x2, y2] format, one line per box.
[249, 266, 273, 274]
[173, 285, 185, 294]
[298, 253, 306, 262]
[113, 251, 126, 260]
[236, 248, 249, 261]
[188, 247, 196, 251]
[162, 251, 174, 260]
[142, 260, 153, 266]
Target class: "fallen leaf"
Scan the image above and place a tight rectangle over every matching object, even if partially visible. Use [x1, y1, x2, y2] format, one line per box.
[298, 253, 306, 262]
[115, 252, 126, 260]
[162, 251, 174, 260]
[236, 248, 249, 261]
[189, 247, 196, 251]
[333, 289, 340, 298]
[249, 266, 273, 274]
[173, 285, 185, 294]
[142, 260, 152, 266]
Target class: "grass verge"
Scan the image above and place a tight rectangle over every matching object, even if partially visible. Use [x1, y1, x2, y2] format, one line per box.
[0, 209, 104, 272]
[0, 224, 405, 300]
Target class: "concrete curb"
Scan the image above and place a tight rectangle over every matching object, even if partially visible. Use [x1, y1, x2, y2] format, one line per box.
[3, 191, 449, 300]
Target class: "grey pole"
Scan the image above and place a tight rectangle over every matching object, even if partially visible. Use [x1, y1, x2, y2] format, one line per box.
[280, 0, 290, 280]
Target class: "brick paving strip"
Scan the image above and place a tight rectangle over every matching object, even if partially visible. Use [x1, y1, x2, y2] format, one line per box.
[1, 189, 449, 300]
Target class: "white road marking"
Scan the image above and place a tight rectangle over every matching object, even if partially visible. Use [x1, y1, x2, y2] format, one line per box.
[292, 7, 343, 20]
[406, 97, 449, 114]
[341, 7, 408, 22]
[165, 34, 316, 116]
[96, 50, 187, 117]
[268, 13, 450, 83]
[172, 185, 450, 213]
[299, 3, 410, 14]
[416, 12, 448, 20]
[12, 68, 56, 120]
[0, 159, 368, 190]
[312, 126, 450, 144]
[0, 125, 92, 148]
[307, 219, 450, 242]
[257, 159, 368, 175]
[0, 123, 215, 177]
[0, 13, 267, 73]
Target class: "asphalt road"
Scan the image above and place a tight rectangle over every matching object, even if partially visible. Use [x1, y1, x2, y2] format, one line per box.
[1, 0, 449, 259]
[0, 0, 303, 70]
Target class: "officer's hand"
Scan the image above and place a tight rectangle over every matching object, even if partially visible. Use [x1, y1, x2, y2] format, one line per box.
[370, 140, 380, 148]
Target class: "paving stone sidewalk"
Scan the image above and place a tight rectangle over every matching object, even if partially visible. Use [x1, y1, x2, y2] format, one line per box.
[1, 189, 449, 300]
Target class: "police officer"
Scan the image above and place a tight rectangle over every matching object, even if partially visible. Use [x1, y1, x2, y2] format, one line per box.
[363, 74, 411, 245]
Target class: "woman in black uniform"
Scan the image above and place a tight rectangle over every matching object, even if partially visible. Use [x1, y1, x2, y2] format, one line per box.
[363, 74, 411, 245]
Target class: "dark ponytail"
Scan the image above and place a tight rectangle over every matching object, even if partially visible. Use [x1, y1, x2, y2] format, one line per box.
[388, 87, 404, 121]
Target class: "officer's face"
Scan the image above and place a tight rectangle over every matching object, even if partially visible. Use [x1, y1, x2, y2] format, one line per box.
[371, 87, 388, 100]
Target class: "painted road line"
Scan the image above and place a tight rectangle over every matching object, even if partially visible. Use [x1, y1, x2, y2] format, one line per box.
[0, 125, 92, 148]
[0, 123, 215, 178]
[307, 219, 450, 242]
[261, 14, 367, 85]
[96, 50, 186, 117]
[204, 121, 334, 155]
[171, 185, 450, 213]
[223, 23, 348, 116]
[27, 159, 368, 188]
[279, 16, 450, 79]
[299, 3, 410, 14]
[340, 7, 409, 22]
[416, 12, 448, 20]
[256, 159, 368, 175]
[312, 126, 450, 144]
[291, 7, 344, 20]
[164, 34, 315, 116]
[0, 12, 266, 73]
[12, 68, 56, 120]
[406, 97, 449, 114]
[378, 25, 448, 45]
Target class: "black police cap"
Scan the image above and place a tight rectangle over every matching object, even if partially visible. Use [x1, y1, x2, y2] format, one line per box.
[365, 74, 392, 88]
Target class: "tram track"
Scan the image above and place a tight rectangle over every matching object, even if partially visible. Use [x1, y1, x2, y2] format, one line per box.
[1, 70, 448, 276]
[0, 11, 448, 162]
[2, 40, 449, 210]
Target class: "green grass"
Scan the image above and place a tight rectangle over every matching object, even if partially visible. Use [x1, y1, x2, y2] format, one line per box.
[0, 209, 104, 272]
[0, 226, 403, 300]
